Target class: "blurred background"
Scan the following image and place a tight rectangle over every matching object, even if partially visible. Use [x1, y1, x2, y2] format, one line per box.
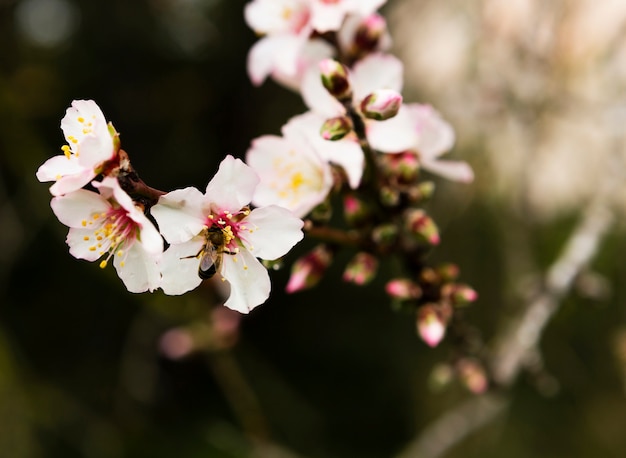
[2, 0, 626, 457]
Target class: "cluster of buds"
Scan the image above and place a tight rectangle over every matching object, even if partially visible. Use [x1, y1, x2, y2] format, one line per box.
[386, 264, 478, 347]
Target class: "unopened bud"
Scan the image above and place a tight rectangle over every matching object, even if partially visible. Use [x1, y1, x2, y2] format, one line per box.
[457, 358, 489, 394]
[379, 185, 400, 207]
[436, 263, 460, 282]
[343, 193, 372, 227]
[405, 208, 440, 245]
[451, 284, 479, 306]
[371, 223, 399, 247]
[320, 116, 353, 141]
[319, 59, 352, 102]
[286, 244, 333, 293]
[385, 278, 422, 300]
[407, 181, 436, 203]
[354, 14, 388, 54]
[379, 151, 420, 183]
[343, 252, 378, 285]
[417, 304, 447, 347]
[360, 89, 402, 121]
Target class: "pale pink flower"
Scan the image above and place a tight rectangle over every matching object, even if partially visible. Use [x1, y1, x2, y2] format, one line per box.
[50, 177, 163, 293]
[417, 305, 447, 347]
[367, 104, 474, 183]
[37, 100, 118, 196]
[151, 155, 304, 314]
[309, 0, 387, 33]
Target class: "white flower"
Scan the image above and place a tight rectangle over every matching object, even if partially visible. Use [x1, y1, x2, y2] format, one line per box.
[50, 177, 163, 293]
[368, 104, 474, 183]
[151, 155, 304, 314]
[37, 100, 118, 196]
[246, 111, 364, 217]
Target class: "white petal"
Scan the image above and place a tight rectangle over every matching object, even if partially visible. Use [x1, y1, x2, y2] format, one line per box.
[242, 205, 304, 260]
[352, 53, 404, 101]
[310, 1, 348, 32]
[114, 242, 162, 293]
[422, 159, 475, 183]
[151, 187, 206, 244]
[221, 249, 271, 314]
[301, 65, 345, 117]
[367, 105, 418, 153]
[50, 189, 110, 228]
[66, 227, 104, 262]
[36, 155, 83, 182]
[48, 168, 97, 196]
[247, 37, 281, 86]
[159, 237, 205, 295]
[410, 104, 456, 159]
[205, 155, 259, 213]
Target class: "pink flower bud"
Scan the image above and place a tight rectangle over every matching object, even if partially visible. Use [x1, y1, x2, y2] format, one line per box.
[457, 358, 489, 394]
[379, 151, 420, 183]
[417, 304, 447, 347]
[436, 263, 460, 282]
[343, 252, 378, 285]
[404, 209, 440, 245]
[319, 59, 352, 102]
[452, 284, 478, 305]
[360, 89, 403, 121]
[354, 14, 387, 54]
[320, 116, 353, 141]
[286, 244, 333, 293]
[371, 223, 399, 247]
[385, 278, 422, 300]
[343, 193, 372, 227]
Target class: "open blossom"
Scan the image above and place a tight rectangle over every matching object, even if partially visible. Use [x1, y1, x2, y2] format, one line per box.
[368, 104, 474, 183]
[150, 155, 304, 314]
[36, 100, 119, 196]
[244, 0, 387, 88]
[246, 111, 363, 217]
[50, 177, 163, 293]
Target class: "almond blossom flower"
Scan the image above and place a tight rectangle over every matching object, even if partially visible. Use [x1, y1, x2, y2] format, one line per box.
[37, 100, 119, 196]
[150, 155, 304, 314]
[246, 111, 364, 217]
[367, 103, 474, 183]
[244, 0, 387, 88]
[50, 177, 163, 293]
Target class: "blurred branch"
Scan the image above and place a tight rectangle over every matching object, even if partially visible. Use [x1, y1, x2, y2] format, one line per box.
[395, 188, 615, 458]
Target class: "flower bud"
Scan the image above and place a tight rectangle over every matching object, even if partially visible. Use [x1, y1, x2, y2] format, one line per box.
[353, 14, 388, 55]
[320, 116, 353, 141]
[385, 278, 422, 300]
[450, 283, 479, 306]
[436, 263, 460, 282]
[371, 223, 399, 248]
[343, 193, 373, 227]
[379, 185, 400, 207]
[360, 89, 403, 121]
[343, 252, 378, 285]
[417, 304, 447, 347]
[286, 244, 333, 293]
[404, 208, 440, 245]
[457, 358, 489, 394]
[428, 363, 454, 392]
[319, 59, 352, 102]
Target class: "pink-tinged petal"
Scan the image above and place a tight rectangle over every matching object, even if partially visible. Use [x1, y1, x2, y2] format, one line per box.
[242, 205, 304, 260]
[244, 0, 309, 34]
[247, 37, 282, 86]
[271, 38, 335, 91]
[205, 155, 259, 213]
[351, 53, 403, 101]
[159, 237, 205, 295]
[422, 159, 475, 183]
[48, 168, 96, 196]
[36, 155, 83, 182]
[301, 65, 345, 117]
[61, 100, 114, 165]
[50, 189, 110, 228]
[349, 0, 387, 15]
[66, 227, 105, 262]
[221, 249, 271, 314]
[94, 177, 145, 222]
[76, 133, 115, 169]
[137, 218, 164, 256]
[151, 187, 207, 244]
[114, 242, 161, 293]
[367, 105, 418, 153]
[408, 104, 456, 159]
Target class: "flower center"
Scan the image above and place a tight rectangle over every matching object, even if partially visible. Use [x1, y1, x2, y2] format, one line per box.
[82, 206, 139, 268]
[205, 207, 254, 252]
[270, 151, 323, 206]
